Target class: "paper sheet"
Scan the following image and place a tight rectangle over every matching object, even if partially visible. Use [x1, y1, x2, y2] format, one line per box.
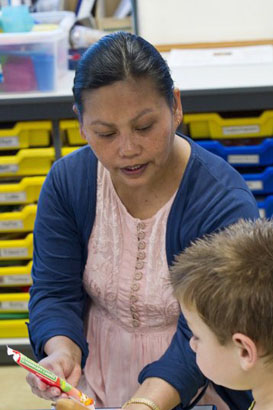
[167, 45, 273, 67]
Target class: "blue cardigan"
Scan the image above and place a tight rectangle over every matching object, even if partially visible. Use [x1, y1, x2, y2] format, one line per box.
[28, 136, 259, 410]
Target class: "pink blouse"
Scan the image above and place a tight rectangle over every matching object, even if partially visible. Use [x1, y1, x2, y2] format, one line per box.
[81, 162, 180, 406]
[80, 162, 229, 410]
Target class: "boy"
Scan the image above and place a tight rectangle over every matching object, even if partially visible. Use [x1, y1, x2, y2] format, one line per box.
[170, 218, 273, 410]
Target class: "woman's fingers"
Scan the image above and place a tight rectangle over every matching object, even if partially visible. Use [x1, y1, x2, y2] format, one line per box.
[25, 345, 82, 402]
[31, 385, 61, 400]
[26, 372, 62, 400]
[26, 372, 47, 391]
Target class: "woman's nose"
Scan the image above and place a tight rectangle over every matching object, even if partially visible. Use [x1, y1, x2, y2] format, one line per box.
[119, 133, 140, 157]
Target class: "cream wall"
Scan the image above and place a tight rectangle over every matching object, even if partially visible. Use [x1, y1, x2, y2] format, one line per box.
[136, 0, 273, 45]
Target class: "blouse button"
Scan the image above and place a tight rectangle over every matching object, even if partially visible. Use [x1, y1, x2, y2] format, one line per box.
[132, 319, 140, 327]
[137, 251, 146, 260]
[105, 292, 115, 302]
[137, 222, 146, 231]
[130, 294, 138, 303]
[136, 261, 144, 269]
[138, 241, 146, 250]
[131, 283, 140, 291]
[130, 304, 137, 312]
[134, 271, 143, 280]
[138, 231, 145, 240]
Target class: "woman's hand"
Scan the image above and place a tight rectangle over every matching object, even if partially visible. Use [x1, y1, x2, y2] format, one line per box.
[26, 336, 82, 401]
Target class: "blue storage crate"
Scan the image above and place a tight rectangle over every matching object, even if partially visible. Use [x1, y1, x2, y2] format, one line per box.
[198, 138, 273, 166]
[243, 167, 273, 194]
[256, 196, 273, 218]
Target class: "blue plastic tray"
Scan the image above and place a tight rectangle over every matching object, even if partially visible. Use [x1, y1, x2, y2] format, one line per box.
[256, 195, 273, 218]
[243, 167, 273, 194]
[198, 138, 273, 166]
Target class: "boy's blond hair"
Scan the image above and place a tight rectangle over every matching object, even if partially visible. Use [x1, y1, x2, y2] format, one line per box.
[171, 218, 273, 359]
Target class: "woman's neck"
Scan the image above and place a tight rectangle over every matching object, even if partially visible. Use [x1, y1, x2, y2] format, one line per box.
[113, 136, 190, 219]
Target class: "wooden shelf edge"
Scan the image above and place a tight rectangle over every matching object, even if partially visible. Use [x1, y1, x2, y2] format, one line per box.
[156, 38, 273, 52]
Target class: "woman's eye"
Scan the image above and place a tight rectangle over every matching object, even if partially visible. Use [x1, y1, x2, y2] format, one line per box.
[97, 132, 115, 138]
[136, 124, 153, 132]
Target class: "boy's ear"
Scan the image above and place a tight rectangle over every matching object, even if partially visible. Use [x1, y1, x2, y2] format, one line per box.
[232, 333, 258, 371]
[73, 104, 87, 141]
[173, 88, 183, 129]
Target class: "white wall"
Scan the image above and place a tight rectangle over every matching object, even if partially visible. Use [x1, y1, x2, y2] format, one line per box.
[136, 0, 273, 45]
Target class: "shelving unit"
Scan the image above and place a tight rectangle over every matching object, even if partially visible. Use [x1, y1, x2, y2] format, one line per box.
[0, 64, 273, 363]
[0, 338, 35, 365]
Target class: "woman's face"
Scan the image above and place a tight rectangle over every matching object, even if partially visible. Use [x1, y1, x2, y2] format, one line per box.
[78, 77, 182, 189]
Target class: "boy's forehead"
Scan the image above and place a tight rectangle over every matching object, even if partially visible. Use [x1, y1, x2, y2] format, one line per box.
[180, 302, 197, 324]
[181, 303, 211, 335]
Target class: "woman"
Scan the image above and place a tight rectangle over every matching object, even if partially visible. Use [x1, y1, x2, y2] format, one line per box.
[27, 32, 259, 410]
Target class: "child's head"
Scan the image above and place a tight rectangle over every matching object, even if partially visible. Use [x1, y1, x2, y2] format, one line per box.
[171, 218, 273, 388]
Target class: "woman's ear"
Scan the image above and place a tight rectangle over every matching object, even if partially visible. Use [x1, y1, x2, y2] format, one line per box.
[73, 104, 87, 141]
[73, 104, 80, 119]
[232, 333, 258, 371]
[173, 88, 183, 129]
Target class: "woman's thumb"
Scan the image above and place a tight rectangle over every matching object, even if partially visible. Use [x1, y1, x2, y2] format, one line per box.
[66, 365, 82, 387]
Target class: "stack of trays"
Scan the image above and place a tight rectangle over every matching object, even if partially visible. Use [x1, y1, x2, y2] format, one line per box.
[62, 147, 82, 157]
[60, 120, 87, 147]
[184, 111, 273, 218]
[0, 121, 52, 338]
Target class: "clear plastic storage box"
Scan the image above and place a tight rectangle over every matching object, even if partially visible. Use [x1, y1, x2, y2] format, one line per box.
[0, 28, 68, 92]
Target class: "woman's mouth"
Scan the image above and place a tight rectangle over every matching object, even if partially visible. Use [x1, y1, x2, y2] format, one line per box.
[121, 163, 148, 176]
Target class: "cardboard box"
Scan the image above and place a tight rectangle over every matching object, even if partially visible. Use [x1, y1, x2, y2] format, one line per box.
[95, 0, 132, 33]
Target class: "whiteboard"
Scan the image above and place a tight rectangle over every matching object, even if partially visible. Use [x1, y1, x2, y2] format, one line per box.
[135, 0, 273, 45]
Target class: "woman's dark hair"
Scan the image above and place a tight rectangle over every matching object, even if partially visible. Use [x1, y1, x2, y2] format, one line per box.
[73, 31, 174, 117]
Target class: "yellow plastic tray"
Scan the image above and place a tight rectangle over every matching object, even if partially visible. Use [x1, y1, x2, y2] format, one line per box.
[0, 121, 51, 150]
[62, 147, 82, 157]
[0, 177, 45, 204]
[0, 318, 29, 338]
[0, 292, 29, 312]
[0, 233, 33, 260]
[0, 205, 37, 232]
[60, 120, 87, 146]
[0, 148, 55, 176]
[183, 110, 273, 139]
[0, 261, 32, 287]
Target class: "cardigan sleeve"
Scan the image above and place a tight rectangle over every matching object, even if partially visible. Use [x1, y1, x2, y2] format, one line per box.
[139, 313, 207, 407]
[28, 161, 89, 367]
